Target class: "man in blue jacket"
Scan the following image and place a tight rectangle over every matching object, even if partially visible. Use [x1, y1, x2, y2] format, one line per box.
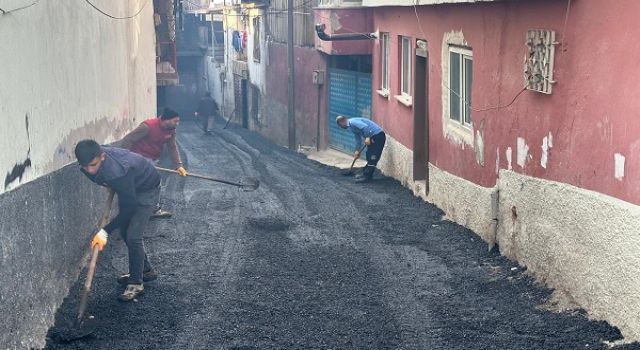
[75, 139, 160, 302]
[336, 115, 386, 183]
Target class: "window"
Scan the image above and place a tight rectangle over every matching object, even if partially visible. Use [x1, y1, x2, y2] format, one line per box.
[400, 36, 412, 97]
[253, 17, 261, 62]
[380, 32, 390, 94]
[448, 46, 472, 126]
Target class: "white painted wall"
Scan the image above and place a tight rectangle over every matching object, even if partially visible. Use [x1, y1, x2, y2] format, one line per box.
[0, 0, 156, 194]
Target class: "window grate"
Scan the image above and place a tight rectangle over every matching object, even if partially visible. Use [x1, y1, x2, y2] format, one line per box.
[524, 29, 557, 94]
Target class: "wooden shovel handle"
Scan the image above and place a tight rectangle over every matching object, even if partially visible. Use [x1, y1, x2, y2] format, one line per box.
[77, 189, 114, 321]
[84, 189, 114, 290]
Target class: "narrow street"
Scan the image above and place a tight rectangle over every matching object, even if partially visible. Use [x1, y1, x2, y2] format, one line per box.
[46, 120, 637, 350]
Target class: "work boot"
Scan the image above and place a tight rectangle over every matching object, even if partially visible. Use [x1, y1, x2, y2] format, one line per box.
[117, 269, 158, 285]
[151, 208, 172, 218]
[118, 284, 144, 302]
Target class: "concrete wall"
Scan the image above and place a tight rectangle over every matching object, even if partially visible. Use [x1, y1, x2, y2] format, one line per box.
[496, 170, 640, 341]
[0, 1, 156, 348]
[371, 0, 640, 205]
[0, 0, 156, 193]
[377, 134, 640, 341]
[378, 135, 496, 243]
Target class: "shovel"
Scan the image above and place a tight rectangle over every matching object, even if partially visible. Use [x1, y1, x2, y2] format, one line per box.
[52, 189, 114, 342]
[342, 144, 367, 176]
[156, 167, 260, 191]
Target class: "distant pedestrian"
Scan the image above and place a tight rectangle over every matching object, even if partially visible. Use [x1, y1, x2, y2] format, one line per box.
[118, 107, 187, 218]
[195, 92, 218, 135]
[75, 140, 160, 301]
[336, 115, 386, 183]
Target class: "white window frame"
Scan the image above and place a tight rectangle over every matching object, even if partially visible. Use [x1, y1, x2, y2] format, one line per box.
[378, 32, 390, 96]
[394, 36, 413, 106]
[401, 36, 412, 97]
[448, 45, 473, 127]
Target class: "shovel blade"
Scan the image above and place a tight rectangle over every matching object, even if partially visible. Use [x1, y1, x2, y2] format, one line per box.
[49, 316, 97, 343]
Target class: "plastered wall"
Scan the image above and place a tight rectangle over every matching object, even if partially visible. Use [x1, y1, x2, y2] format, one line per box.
[0, 1, 156, 348]
[378, 134, 640, 342]
[0, 0, 156, 194]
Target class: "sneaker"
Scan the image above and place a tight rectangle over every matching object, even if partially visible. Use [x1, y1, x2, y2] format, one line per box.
[151, 208, 172, 218]
[117, 269, 158, 285]
[118, 284, 144, 302]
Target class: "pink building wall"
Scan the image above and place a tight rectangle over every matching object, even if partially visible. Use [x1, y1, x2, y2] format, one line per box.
[262, 43, 328, 148]
[371, 0, 640, 205]
[315, 8, 374, 55]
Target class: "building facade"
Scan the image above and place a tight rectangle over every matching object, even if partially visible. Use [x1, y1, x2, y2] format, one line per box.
[320, 0, 640, 341]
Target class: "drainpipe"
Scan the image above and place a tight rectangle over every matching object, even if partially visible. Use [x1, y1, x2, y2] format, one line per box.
[314, 24, 376, 41]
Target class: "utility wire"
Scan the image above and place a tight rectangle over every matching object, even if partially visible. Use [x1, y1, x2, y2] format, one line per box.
[84, 0, 149, 20]
[0, 0, 41, 16]
[412, 4, 528, 113]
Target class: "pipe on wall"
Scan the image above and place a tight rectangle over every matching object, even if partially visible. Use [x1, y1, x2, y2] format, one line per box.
[314, 23, 376, 41]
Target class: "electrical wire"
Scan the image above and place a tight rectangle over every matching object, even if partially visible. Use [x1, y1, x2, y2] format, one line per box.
[560, 0, 572, 51]
[0, 0, 41, 16]
[84, 0, 149, 20]
[412, 4, 528, 114]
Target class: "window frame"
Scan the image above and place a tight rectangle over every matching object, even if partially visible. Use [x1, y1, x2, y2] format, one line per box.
[400, 36, 412, 98]
[253, 16, 261, 63]
[448, 45, 473, 127]
[380, 32, 390, 94]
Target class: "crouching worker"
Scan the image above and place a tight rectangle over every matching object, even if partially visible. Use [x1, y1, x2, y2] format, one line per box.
[75, 139, 160, 302]
[336, 115, 386, 183]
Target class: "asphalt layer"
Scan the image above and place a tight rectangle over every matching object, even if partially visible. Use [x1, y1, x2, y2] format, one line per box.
[45, 121, 640, 350]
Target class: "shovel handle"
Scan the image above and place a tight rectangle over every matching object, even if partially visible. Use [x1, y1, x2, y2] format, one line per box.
[348, 144, 367, 172]
[156, 166, 250, 188]
[77, 189, 114, 322]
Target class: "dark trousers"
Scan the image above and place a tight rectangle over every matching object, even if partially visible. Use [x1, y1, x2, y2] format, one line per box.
[364, 132, 386, 178]
[121, 186, 159, 284]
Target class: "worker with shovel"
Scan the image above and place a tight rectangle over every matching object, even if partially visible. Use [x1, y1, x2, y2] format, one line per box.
[118, 107, 188, 218]
[336, 115, 386, 183]
[75, 139, 161, 302]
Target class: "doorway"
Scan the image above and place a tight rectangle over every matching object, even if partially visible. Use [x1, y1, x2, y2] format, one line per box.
[413, 40, 429, 189]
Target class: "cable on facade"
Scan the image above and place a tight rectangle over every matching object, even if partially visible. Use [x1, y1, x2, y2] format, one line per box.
[0, 0, 41, 16]
[560, 0, 572, 51]
[84, 0, 149, 20]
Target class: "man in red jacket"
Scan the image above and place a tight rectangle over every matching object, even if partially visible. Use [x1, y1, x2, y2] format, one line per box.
[118, 107, 188, 218]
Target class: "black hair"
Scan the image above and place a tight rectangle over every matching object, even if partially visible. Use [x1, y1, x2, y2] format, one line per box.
[160, 107, 179, 120]
[75, 139, 102, 166]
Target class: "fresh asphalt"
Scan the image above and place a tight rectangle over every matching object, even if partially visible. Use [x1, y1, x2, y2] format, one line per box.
[46, 120, 640, 350]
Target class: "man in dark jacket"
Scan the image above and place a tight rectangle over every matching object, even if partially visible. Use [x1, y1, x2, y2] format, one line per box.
[75, 139, 160, 302]
[195, 92, 218, 135]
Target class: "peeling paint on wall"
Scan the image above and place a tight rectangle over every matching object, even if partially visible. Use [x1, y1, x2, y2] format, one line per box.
[474, 129, 484, 166]
[541, 132, 553, 169]
[4, 158, 32, 190]
[517, 137, 529, 168]
[506, 147, 513, 170]
[495, 147, 500, 174]
[615, 153, 625, 181]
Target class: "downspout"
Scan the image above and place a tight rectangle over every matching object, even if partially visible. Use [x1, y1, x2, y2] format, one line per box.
[314, 23, 376, 41]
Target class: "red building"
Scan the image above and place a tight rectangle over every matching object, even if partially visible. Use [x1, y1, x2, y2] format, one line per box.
[317, 0, 640, 342]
